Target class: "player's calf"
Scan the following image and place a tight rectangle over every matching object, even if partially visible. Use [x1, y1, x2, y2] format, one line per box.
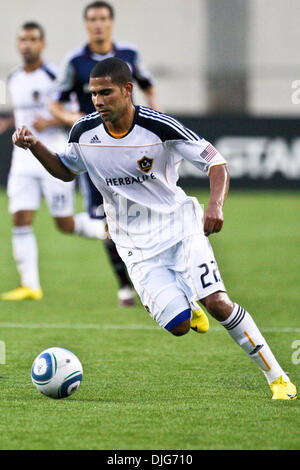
[54, 216, 74, 233]
[55, 213, 107, 239]
[200, 291, 233, 321]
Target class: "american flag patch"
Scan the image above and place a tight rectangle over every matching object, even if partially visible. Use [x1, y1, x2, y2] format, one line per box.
[200, 144, 217, 163]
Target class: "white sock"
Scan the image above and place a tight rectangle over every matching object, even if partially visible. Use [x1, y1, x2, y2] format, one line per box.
[220, 303, 289, 384]
[12, 226, 40, 290]
[74, 213, 106, 239]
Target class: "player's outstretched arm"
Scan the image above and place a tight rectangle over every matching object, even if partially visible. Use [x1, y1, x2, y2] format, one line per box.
[12, 126, 75, 182]
[204, 164, 230, 236]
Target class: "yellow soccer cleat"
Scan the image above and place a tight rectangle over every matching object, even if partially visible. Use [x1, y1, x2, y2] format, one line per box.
[1, 286, 43, 301]
[270, 375, 297, 400]
[190, 301, 209, 333]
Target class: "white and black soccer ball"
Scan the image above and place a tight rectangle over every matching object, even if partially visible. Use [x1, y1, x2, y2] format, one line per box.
[31, 347, 83, 399]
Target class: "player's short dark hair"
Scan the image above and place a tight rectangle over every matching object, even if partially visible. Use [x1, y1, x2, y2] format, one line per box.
[19, 22, 45, 40]
[90, 58, 133, 87]
[84, 1, 114, 19]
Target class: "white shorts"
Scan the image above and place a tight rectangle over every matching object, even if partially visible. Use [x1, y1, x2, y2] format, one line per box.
[127, 233, 226, 329]
[7, 172, 75, 217]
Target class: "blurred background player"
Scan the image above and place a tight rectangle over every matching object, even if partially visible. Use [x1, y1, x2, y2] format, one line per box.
[50, 1, 160, 306]
[0, 22, 106, 301]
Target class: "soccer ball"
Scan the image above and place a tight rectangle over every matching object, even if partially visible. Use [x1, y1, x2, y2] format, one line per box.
[31, 347, 83, 399]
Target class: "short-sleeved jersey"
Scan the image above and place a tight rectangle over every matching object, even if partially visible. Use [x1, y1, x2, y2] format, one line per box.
[59, 106, 226, 263]
[55, 42, 153, 114]
[8, 63, 66, 175]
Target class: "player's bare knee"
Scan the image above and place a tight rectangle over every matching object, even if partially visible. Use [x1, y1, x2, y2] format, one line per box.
[13, 210, 34, 226]
[169, 319, 190, 337]
[201, 292, 233, 322]
[54, 217, 74, 234]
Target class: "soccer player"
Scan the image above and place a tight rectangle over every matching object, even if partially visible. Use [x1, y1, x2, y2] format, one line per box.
[49, 0, 160, 306]
[0, 22, 106, 301]
[12, 58, 297, 399]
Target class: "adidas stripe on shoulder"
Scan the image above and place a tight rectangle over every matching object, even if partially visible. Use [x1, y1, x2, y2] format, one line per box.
[68, 112, 101, 144]
[41, 63, 57, 81]
[137, 106, 202, 142]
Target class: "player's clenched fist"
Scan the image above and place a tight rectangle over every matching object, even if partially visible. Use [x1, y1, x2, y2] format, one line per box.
[12, 125, 38, 150]
[203, 202, 224, 236]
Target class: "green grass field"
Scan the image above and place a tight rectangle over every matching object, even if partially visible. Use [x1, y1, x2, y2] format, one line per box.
[0, 188, 299, 450]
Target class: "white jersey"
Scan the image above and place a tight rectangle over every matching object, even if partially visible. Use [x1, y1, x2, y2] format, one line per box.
[59, 106, 227, 263]
[8, 63, 66, 176]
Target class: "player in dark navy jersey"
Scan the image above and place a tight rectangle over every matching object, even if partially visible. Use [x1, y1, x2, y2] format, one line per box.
[50, 1, 160, 306]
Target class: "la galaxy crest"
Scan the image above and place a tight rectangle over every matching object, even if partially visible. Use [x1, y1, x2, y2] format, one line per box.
[137, 156, 153, 173]
[32, 90, 40, 102]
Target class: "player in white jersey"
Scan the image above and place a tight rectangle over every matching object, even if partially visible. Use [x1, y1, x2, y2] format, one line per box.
[12, 58, 297, 400]
[0, 22, 106, 301]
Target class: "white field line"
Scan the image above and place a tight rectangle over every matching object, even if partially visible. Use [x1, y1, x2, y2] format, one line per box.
[0, 322, 299, 333]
